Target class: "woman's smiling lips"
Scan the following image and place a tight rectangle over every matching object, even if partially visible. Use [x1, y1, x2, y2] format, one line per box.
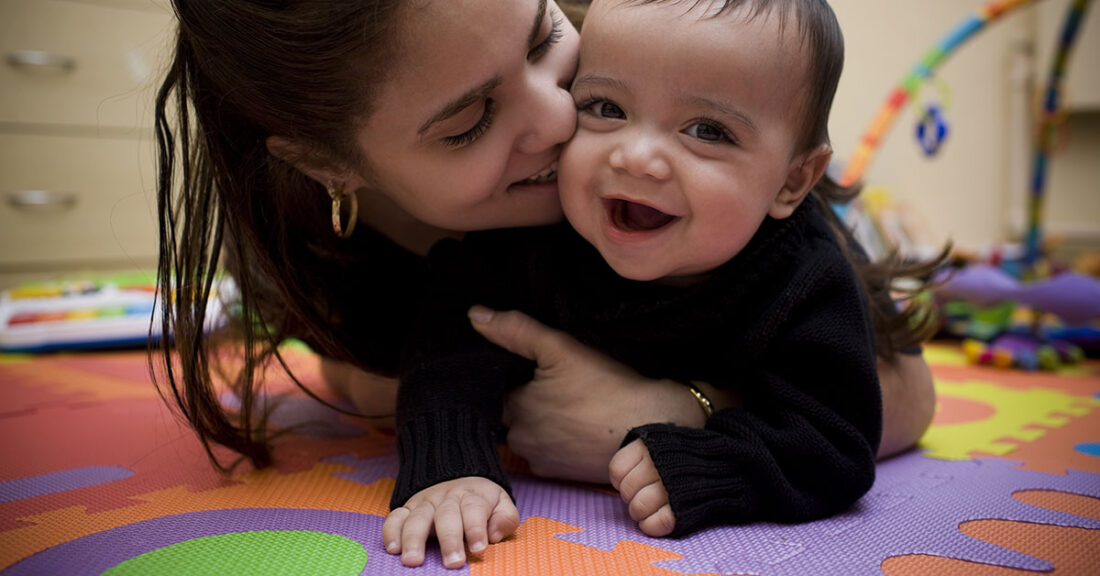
[510, 161, 560, 193]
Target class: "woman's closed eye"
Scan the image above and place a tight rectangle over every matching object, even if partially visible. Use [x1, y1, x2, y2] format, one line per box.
[528, 11, 564, 61]
[442, 99, 497, 149]
[439, 7, 564, 149]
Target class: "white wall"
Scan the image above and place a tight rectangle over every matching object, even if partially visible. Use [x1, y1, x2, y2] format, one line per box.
[829, 0, 1099, 251]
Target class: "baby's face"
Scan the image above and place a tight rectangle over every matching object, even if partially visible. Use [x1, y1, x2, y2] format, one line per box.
[559, 0, 811, 281]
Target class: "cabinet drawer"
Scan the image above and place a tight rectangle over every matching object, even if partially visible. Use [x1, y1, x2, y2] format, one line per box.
[0, 0, 173, 130]
[0, 133, 158, 266]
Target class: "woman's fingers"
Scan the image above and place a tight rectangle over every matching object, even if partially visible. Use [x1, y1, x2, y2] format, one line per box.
[469, 306, 575, 364]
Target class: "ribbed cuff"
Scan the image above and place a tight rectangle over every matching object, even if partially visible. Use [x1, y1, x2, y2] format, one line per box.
[627, 423, 759, 536]
[391, 410, 510, 509]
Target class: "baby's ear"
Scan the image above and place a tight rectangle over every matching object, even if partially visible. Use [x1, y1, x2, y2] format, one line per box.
[266, 136, 362, 189]
[770, 144, 832, 219]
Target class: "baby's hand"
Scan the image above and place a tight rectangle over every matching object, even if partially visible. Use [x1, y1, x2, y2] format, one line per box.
[609, 438, 676, 537]
[382, 477, 519, 569]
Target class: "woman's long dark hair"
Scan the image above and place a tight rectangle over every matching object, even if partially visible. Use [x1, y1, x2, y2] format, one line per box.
[152, 0, 405, 469]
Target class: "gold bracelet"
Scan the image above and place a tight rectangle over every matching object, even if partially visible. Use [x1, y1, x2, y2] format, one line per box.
[681, 381, 714, 419]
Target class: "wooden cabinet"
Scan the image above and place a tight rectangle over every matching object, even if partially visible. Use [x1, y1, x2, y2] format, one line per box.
[0, 133, 158, 266]
[0, 0, 172, 289]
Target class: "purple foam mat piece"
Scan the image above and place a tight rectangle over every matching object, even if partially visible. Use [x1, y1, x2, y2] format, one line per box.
[517, 454, 1100, 575]
[0, 467, 133, 503]
[937, 265, 1100, 324]
[328, 452, 400, 487]
[2, 508, 459, 576]
[314, 450, 1100, 573]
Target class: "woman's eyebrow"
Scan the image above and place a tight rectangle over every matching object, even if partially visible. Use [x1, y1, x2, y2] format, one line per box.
[418, 77, 502, 138]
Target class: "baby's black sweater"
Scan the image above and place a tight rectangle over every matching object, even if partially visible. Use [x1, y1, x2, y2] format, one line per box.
[394, 198, 882, 536]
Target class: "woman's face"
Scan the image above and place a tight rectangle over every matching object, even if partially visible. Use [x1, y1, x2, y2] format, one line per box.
[353, 0, 579, 232]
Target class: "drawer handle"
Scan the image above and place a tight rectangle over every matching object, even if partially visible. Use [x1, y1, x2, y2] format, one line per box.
[7, 190, 77, 210]
[6, 50, 76, 72]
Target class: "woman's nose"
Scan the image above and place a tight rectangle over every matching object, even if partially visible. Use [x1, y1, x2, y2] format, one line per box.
[608, 133, 671, 180]
[515, 80, 577, 155]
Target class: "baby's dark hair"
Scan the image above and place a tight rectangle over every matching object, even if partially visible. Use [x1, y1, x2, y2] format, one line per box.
[621, 0, 948, 357]
[152, 0, 407, 469]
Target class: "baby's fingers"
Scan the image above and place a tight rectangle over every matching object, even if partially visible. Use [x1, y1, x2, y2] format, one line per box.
[628, 481, 670, 522]
[460, 494, 490, 554]
[400, 502, 437, 567]
[434, 499, 467, 569]
[638, 503, 677, 537]
[381, 507, 409, 555]
[487, 492, 521, 544]
[609, 439, 647, 491]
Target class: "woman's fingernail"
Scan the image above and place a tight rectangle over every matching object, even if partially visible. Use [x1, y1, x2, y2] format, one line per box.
[468, 305, 494, 324]
[490, 530, 503, 543]
[469, 540, 487, 553]
[445, 552, 464, 567]
[386, 541, 399, 553]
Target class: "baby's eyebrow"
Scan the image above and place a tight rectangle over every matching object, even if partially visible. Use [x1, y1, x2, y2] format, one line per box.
[572, 74, 631, 94]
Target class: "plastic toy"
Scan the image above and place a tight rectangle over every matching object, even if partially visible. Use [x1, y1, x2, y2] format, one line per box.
[915, 103, 950, 156]
[0, 274, 232, 353]
[936, 265, 1100, 326]
[937, 265, 1099, 368]
[840, 0, 1042, 187]
[963, 333, 1084, 371]
[841, 0, 1094, 272]
[1025, 0, 1093, 269]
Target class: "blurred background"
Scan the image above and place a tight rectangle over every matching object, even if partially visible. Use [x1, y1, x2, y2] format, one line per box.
[0, 0, 1097, 289]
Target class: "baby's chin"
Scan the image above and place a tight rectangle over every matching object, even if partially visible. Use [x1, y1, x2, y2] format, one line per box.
[596, 248, 674, 282]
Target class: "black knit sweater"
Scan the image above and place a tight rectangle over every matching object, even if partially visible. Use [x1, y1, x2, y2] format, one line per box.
[394, 198, 882, 536]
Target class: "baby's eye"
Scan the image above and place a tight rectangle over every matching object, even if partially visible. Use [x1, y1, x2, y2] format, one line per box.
[684, 121, 733, 144]
[584, 100, 626, 120]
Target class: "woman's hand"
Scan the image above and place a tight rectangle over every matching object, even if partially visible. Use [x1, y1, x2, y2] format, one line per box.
[382, 477, 519, 569]
[468, 306, 711, 484]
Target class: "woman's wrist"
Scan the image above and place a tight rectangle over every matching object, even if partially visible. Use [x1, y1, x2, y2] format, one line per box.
[640, 379, 709, 429]
[680, 380, 714, 420]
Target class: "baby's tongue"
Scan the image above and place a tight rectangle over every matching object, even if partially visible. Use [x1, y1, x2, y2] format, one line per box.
[622, 201, 675, 231]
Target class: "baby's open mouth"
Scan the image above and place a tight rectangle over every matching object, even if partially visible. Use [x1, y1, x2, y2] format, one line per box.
[607, 199, 677, 232]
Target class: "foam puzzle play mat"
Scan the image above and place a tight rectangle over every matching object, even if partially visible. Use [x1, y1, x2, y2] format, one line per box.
[1, 342, 1098, 575]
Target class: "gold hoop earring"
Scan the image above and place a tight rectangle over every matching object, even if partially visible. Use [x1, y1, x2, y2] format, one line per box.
[327, 181, 358, 238]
